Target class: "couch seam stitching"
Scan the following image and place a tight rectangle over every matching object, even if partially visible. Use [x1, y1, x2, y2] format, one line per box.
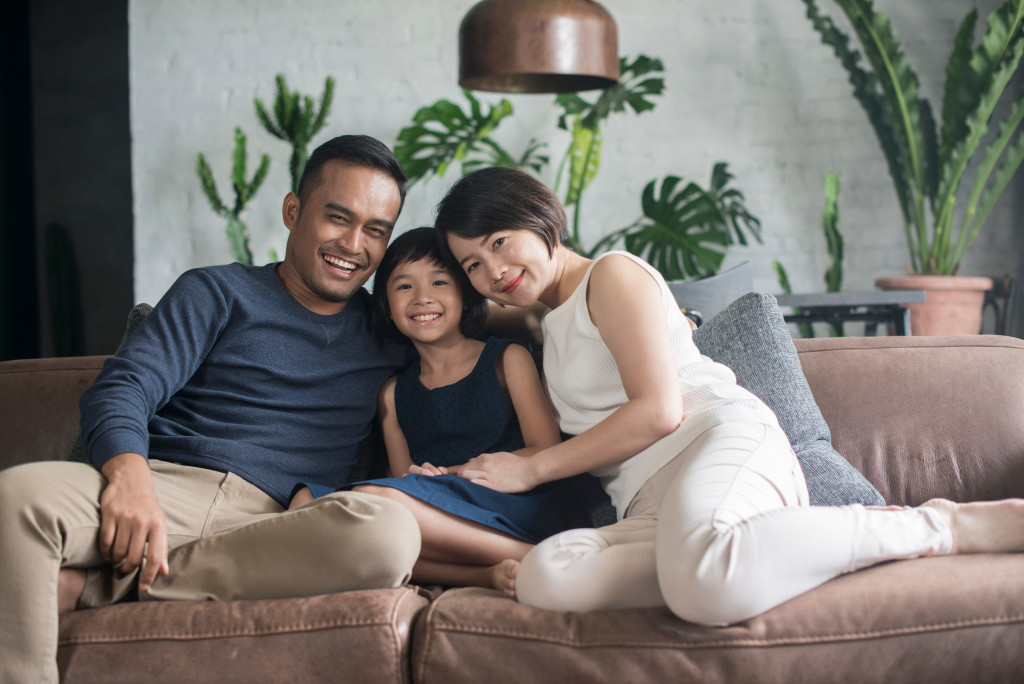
[424, 613, 1024, 648]
[57, 616, 396, 645]
[414, 595, 441, 684]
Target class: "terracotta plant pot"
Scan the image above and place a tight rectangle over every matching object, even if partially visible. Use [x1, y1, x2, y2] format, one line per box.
[875, 275, 993, 336]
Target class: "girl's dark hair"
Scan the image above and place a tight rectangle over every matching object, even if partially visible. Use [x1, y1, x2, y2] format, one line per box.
[434, 167, 568, 266]
[372, 226, 488, 343]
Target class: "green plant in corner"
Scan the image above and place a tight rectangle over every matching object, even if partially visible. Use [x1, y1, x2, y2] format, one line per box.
[591, 162, 762, 280]
[255, 74, 335, 193]
[196, 127, 271, 265]
[775, 171, 845, 337]
[802, 0, 1024, 275]
[393, 89, 547, 187]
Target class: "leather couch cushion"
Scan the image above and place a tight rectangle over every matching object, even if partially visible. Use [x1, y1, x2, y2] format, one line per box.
[411, 555, 1024, 683]
[58, 587, 427, 684]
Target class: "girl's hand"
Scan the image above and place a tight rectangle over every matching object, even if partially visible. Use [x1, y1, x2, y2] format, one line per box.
[455, 452, 537, 493]
[407, 462, 449, 477]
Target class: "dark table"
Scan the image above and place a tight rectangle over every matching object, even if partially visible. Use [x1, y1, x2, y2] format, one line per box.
[775, 290, 926, 336]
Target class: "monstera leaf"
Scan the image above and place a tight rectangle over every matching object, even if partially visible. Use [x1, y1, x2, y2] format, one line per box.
[590, 163, 761, 281]
[394, 90, 514, 186]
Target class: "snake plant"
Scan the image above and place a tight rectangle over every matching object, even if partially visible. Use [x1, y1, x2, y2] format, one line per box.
[802, 0, 1024, 275]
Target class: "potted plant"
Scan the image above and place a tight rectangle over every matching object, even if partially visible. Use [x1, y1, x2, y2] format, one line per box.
[802, 0, 1024, 334]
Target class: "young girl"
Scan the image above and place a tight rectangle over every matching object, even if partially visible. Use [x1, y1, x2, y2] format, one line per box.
[435, 166, 1024, 625]
[290, 226, 590, 594]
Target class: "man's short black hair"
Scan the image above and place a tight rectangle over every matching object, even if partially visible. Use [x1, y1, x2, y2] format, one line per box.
[297, 134, 408, 213]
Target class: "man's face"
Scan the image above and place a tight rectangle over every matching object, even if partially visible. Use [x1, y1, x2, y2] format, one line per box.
[278, 160, 402, 315]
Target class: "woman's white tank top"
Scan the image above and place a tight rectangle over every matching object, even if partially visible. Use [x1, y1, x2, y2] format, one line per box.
[541, 252, 780, 518]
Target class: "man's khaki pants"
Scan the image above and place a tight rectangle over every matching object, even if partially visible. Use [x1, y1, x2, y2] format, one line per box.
[0, 460, 421, 683]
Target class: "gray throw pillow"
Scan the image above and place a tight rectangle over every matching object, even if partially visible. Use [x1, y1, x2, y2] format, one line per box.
[66, 303, 154, 463]
[693, 292, 885, 506]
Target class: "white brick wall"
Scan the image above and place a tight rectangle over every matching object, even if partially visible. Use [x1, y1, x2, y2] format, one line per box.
[130, 0, 1020, 316]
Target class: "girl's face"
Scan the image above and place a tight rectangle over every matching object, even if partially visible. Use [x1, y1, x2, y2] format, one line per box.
[387, 257, 465, 345]
[445, 229, 555, 308]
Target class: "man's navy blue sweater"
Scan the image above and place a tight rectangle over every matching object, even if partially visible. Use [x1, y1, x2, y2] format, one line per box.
[80, 263, 407, 505]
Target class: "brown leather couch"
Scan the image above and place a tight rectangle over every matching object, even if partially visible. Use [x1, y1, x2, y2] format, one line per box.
[3, 334, 1024, 683]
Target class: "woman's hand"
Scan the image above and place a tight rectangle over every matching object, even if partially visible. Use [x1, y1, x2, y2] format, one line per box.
[406, 462, 449, 477]
[453, 452, 537, 493]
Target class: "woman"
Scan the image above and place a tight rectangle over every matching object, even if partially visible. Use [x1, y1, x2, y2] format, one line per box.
[435, 166, 1024, 626]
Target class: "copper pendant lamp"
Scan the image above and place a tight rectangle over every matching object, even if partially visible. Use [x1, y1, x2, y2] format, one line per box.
[459, 0, 620, 93]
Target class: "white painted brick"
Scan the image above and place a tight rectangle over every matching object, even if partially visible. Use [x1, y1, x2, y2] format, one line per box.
[130, 0, 1021, 310]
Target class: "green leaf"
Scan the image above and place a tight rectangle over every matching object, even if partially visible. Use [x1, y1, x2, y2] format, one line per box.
[247, 154, 271, 201]
[822, 171, 844, 292]
[393, 90, 515, 186]
[939, 10, 979, 163]
[618, 176, 730, 281]
[565, 118, 602, 206]
[309, 76, 335, 139]
[801, 0, 915, 243]
[957, 101, 1024, 267]
[196, 153, 228, 217]
[231, 128, 247, 212]
[226, 216, 253, 265]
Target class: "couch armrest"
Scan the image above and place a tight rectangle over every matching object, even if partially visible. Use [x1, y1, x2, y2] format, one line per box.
[0, 356, 107, 471]
[795, 335, 1024, 506]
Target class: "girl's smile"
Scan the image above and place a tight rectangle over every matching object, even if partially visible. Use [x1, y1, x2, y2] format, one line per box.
[387, 258, 464, 343]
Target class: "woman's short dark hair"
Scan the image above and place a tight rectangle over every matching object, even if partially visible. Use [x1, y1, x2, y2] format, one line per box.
[434, 167, 568, 266]
[297, 134, 408, 213]
[372, 226, 488, 343]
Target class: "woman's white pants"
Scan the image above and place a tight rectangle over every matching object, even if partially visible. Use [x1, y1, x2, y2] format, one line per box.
[517, 422, 951, 625]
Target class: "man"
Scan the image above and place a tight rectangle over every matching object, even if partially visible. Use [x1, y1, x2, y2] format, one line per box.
[0, 134, 421, 682]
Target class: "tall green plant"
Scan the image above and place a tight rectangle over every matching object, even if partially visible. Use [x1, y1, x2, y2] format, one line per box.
[393, 89, 546, 186]
[802, 0, 1024, 275]
[552, 55, 666, 250]
[196, 128, 271, 265]
[255, 74, 335, 193]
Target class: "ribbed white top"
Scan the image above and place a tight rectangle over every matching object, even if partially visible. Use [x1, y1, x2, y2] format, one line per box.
[542, 252, 780, 518]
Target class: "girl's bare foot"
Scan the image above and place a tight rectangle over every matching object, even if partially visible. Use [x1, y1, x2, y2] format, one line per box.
[488, 558, 519, 598]
[58, 568, 86, 614]
[921, 498, 1024, 555]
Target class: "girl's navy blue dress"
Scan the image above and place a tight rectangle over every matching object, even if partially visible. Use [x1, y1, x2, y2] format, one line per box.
[351, 337, 588, 543]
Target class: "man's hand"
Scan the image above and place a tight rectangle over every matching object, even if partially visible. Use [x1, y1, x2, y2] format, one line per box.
[454, 452, 538, 493]
[99, 453, 169, 592]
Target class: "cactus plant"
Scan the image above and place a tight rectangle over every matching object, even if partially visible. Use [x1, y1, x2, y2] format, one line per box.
[196, 127, 271, 265]
[255, 74, 335, 193]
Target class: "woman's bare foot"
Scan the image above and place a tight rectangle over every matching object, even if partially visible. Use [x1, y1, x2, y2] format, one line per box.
[58, 568, 87, 614]
[921, 498, 1024, 555]
[488, 559, 519, 598]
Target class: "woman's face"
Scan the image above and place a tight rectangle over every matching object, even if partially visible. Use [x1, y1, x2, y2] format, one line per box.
[386, 257, 465, 345]
[445, 229, 554, 307]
